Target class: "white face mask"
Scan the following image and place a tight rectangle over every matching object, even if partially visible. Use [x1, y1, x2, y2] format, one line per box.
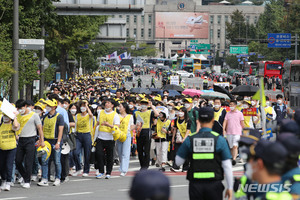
[245, 163, 254, 179]
[251, 101, 256, 106]
[175, 111, 179, 115]
[243, 104, 249, 109]
[163, 99, 168, 103]
[105, 108, 111, 112]
[45, 106, 51, 113]
[141, 105, 148, 110]
[105, 92, 110, 96]
[3, 116, 10, 123]
[193, 101, 198, 105]
[184, 103, 191, 109]
[277, 100, 282, 104]
[230, 106, 235, 111]
[63, 104, 68, 109]
[237, 101, 242, 106]
[244, 97, 250, 101]
[27, 107, 32, 112]
[167, 106, 172, 110]
[266, 101, 270, 107]
[70, 109, 77, 115]
[35, 109, 42, 115]
[136, 105, 141, 110]
[128, 104, 134, 109]
[178, 112, 184, 117]
[214, 104, 221, 109]
[208, 101, 214, 105]
[80, 107, 87, 112]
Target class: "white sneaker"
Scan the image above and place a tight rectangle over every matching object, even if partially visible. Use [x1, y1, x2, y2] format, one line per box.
[31, 175, 38, 182]
[53, 178, 60, 186]
[22, 183, 30, 189]
[4, 183, 11, 191]
[95, 169, 100, 176]
[96, 173, 105, 179]
[18, 177, 24, 184]
[82, 173, 89, 177]
[37, 179, 49, 187]
[105, 175, 111, 179]
[120, 172, 127, 177]
[1, 181, 6, 190]
[72, 170, 81, 177]
[50, 175, 55, 182]
[64, 177, 70, 183]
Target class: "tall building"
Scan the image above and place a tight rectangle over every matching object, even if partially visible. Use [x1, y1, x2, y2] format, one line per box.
[116, 0, 264, 57]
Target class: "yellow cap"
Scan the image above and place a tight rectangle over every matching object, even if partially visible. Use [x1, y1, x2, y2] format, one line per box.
[35, 102, 46, 110]
[184, 98, 193, 103]
[140, 98, 149, 103]
[175, 106, 183, 110]
[45, 99, 57, 107]
[154, 95, 162, 102]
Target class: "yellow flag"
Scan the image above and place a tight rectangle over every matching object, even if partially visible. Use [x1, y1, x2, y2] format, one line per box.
[252, 78, 266, 107]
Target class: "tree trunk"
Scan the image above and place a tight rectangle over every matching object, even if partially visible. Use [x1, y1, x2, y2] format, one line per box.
[26, 83, 32, 100]
[69, 63, 75, 79]
[60, 47, 67, 81]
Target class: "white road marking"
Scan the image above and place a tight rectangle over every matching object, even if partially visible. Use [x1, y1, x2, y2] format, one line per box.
[118, 189, 129, 192]
[60, 192, 93, 196]
[232, 166, 244, 171]
[0, 198, 28, 200]
[70, 179, 92, 182]
[170, 185, 188, 188]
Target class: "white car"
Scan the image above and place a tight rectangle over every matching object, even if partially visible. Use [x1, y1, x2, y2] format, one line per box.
[176, 70, 195, 78]
[120, 65, 132, 72]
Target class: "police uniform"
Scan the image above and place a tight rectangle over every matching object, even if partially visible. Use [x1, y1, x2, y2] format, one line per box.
[176, 127, 232, 200]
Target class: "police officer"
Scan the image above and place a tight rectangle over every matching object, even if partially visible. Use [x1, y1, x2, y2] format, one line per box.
[175, 107, 233, 200]
[273, 94, 287, 125]
[203, 77, 209, 90]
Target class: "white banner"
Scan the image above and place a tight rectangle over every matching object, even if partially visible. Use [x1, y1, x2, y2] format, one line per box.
[170, 76, 180, 85]
[214, 82, 230, 88]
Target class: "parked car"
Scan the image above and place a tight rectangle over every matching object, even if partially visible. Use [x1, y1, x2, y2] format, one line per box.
[176, 70, 195, 78]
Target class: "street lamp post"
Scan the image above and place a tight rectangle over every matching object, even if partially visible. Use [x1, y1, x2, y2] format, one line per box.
[12, 0, 19, 103]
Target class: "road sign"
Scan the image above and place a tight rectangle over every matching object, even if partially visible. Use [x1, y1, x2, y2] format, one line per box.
[18, 39, 44, 50]
[267, 33, 291, 48]
[190, 40, 198, 43]
[230, 46, 248, 54]
[207, 56, 212, 59]
[190, 50, 210, 55]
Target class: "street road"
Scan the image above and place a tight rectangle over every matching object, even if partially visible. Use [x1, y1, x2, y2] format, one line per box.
[0, 157, 244, 200]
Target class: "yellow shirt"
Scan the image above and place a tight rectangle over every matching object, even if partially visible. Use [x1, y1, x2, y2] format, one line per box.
[0, 123, 17, 150]
[76, 114, 92, 133]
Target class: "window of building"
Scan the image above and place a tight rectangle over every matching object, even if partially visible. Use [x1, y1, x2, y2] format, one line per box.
[210, 29, 213, 39]
[217, 43, 220, 49]
[141, 28, 144, 38]
[225, 15, 229, 22]
[246, 16, 250, 24]
[254, 16, 258, 24]
[119, 15, 123, 18]
[126, 28, 129, 37]
[148, 15, 152, 24]
[126, 15, 129, 23]
[134, 28, 137, 37]
[141, 15, 144, 24]
[210, 16, 214, 25]
[217, 29, 221, 38]
[217, 15, 221, 24]
[134, 15, 137, 23]
[112, 15, 115, 18]
[159, 43, 162, 51]
[148, 28, 152, 38]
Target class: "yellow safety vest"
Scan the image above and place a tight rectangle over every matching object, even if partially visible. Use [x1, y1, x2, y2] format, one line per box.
[214, 108, 224, 122]
[135, 110, 152, 129]
[0, 123, 17, 150]
[156, 119, 171, 139]
[236, 106, 243, 111]
[76, 113, 92, 133]
[16, 112, 35, 136]
[265, 106, 273, 122]
[177, 119, 187, 138]
[99, 110, 117, 133]
[43, 113, 59, 139]
[234, 175, 247, 198]
[119, 114, 132, 136]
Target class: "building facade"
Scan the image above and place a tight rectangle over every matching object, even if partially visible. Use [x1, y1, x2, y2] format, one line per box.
[115, 0, 264, 57]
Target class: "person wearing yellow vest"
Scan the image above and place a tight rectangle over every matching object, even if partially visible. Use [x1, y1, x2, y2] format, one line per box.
[171, 107, 191, 172]
[134, 99, 159, 169]
[38, 99, 64, 187]
[213, 98, 227, 136]
[0, 114, 20, 191]
[95, 99, 120, 179]
[152, 110, 171, 172]
[73, 101, 94, 177]
[117, 103, 134, 177]
[15, 99, 44, 189]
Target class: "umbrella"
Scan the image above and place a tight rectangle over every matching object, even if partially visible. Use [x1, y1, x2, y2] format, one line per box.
[231, 85, 259, 96]
[213, 85, 235, 100]
[162, 84, 184, 92]
[182, 89, 204, 97]
[148, 88, 161, 93]
[201, 91, 230, 100]
[158, 90, 181, 97]
[129, 88, 151, 94]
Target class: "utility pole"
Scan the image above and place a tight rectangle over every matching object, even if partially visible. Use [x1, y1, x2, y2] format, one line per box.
[295, 33, 298, 60]
[12, 0, 19, 103]
[39, 26, 45, 98]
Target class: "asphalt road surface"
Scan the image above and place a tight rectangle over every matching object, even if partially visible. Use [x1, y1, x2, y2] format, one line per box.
[0, 157, 244, 200]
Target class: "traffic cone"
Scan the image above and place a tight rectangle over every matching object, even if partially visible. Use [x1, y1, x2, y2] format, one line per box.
[273, 85, 276, 91]
[201, 75, 204, 79]
[281, 87, 284, 93]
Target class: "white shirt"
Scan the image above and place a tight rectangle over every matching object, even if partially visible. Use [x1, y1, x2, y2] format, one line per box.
[97, 110, 120, 140]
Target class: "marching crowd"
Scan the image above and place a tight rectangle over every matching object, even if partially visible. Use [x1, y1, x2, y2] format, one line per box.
[0, 70, 299, 200]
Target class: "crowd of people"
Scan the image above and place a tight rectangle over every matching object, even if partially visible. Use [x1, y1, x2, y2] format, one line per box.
[0, 70, 298, 200]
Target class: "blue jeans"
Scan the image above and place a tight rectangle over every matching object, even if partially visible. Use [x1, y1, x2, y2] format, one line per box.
[0, 148, 17, 182]
[117, 134, 131, 173]
[41, 144, 62, 180]
[74, 133, 92, 173]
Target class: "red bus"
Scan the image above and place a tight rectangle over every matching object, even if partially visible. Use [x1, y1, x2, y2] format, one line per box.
[258, 61, 284, 78]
